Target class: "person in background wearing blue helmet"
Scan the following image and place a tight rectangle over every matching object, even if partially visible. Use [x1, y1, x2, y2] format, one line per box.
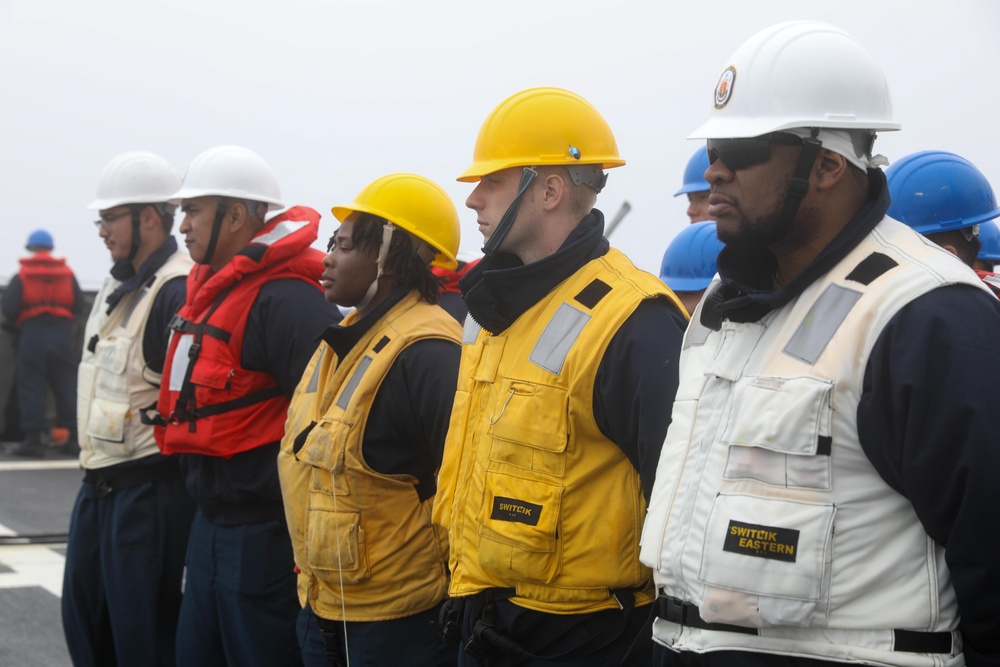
[674, 147, 712, 223]
[641, 21, 1000, 665]
[974, 220, 1000, 273]
[1, 229, 83, 457]
[886, 150, 1000, 297]
[659, 220, 725, 317]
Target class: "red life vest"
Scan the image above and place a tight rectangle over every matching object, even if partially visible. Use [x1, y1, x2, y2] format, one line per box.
[431, 258, 479, 295]
[975, 269, 1000, 298]
[15, 252, 75, 326]
[155, 206, 325, 457]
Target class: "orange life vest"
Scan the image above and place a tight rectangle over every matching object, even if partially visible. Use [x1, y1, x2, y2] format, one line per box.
[155, 206, 325, 457]
[15, 252, 75, 325]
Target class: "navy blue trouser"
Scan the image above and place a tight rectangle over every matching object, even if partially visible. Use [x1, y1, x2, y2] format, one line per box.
[298, 602, 457, 667]
[175, 511, 302, 667]
[62, 475, 195, 667]
[457, 593, 652, 667]
[16, 319, 76, 434]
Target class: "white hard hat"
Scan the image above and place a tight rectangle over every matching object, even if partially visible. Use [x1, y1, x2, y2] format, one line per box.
[172, 145, 284, 210]
[689, 21, 901, 139]
[87, 151, 182, 210]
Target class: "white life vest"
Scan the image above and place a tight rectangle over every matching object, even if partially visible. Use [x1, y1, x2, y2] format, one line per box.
[640, 217, 989, 666]
[77, 250, 192, 469]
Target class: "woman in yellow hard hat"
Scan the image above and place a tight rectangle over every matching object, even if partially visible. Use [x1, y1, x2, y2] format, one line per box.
[278, 173, 462, 666]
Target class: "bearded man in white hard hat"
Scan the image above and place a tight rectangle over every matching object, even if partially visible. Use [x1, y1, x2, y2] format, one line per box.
[640, 21, 1000, 666]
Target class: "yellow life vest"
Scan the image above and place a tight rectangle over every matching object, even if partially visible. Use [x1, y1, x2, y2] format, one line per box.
[279, 291, 461, 621]
[434, 248, 685, 614]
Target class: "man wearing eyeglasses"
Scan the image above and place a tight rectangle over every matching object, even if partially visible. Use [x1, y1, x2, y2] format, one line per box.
[432, 87, 688, 665]
[62, 151, 196, 667]
[641, 21, 1000, 667]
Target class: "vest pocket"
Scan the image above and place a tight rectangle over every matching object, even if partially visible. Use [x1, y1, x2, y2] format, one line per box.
[696, 493, 835, 627]
[488, 378, 568, 477]
[298, 418, 350, 475]
[85, 397, 131, 453]
[720, 375, 833, 490]
[477, 471, 564, 584]
[305, 503, 371, 584]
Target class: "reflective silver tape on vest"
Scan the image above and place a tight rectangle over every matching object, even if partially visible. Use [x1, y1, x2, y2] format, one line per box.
[783, 284, 862, 364]
[463, 317, 482, 345]
[336, 355, 372, 409]
[685, 318, 713, 349]
[306, 348, 326, 394]
[120, 287, 149, 329]
[529, 303, 591, 375]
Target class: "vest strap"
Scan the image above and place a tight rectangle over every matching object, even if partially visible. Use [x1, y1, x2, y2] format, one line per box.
[655, 596, 955, 654]
[168, 314, 232, 344]
[186, 385, 284, 420]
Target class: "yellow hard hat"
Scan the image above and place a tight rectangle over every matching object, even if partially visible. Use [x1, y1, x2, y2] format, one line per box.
[332, 173, 460, 270]
[458, 87, 625, 182]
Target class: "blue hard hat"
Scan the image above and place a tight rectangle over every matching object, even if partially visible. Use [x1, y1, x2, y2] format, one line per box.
[978, 221, 1000, 262]
[26, 229, 54, 249]
[660, 220, 725, 291]
[886, 150, 1000, 235]
[674, 147, 711, 197]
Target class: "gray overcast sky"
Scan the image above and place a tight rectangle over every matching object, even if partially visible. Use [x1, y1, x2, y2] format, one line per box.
[2, 0, 998, 289]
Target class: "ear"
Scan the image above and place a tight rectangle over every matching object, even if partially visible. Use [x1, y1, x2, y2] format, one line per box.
[226, 201, 248, 232]
[138, 205, 159, 231]
[539, 171, 567, 212]
[938, 242, 961, 259]
[814, 149, 849, 192]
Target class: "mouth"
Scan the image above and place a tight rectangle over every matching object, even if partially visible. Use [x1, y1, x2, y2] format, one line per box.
[319, 273, 334, 288]
[708, 193, 735, 218]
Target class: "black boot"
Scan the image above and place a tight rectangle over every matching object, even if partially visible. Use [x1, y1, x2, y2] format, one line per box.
[13, 430, 47, 458]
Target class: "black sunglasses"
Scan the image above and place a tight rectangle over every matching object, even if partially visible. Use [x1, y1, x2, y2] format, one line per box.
[707, 133, 804, 171]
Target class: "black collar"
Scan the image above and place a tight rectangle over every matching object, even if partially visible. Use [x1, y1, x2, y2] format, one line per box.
[461, 210, 610, 334]
[318, 287, 410, 360]
[105, 236, 180, 314]
[705, 168, 891, 325]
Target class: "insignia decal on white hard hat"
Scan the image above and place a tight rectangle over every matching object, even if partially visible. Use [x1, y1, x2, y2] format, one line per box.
[714, 66, 736, 109]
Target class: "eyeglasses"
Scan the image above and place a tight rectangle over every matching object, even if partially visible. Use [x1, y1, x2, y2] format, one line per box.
[93, 210, 134, 230]
[707, 133, 804, 171]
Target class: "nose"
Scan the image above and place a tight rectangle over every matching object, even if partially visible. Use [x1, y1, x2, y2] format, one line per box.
[179, 215, 192, 234]
[322, 249, 335, 269]
[466, 182, 484, 211]
[98, 224, 110, 239]
[704, 158, 734, 185]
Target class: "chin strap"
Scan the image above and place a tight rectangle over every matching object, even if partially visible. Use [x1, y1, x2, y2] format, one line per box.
[774, 128, 823, 233]
[481, 167, 537, 256]
[198, 198, 228, 267]
[127, 207, 142, 264]
[354, 223, 396, 313]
